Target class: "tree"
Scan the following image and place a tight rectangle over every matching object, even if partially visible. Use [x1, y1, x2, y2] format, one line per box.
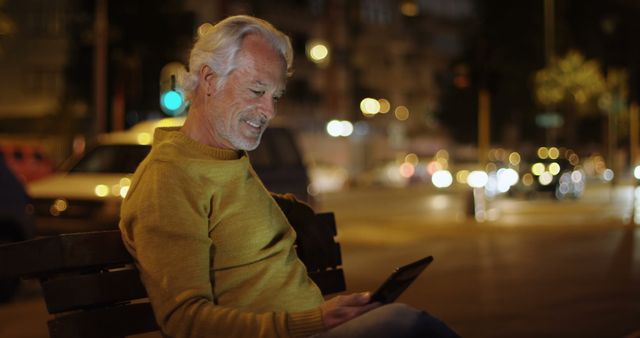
[534, 50, 606, 146]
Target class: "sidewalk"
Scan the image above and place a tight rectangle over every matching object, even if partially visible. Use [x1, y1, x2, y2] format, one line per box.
[1, 182, 638, 338]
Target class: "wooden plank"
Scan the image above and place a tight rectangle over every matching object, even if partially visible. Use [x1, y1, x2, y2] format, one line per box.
[42, 268, 148, 314]
[309, 269, 346, 295]
[0, 234, 65, 279]
[314, 212, 337, 235]
[297, 213, 342, 272]
[0, 230, 132, 279]
[48, 302, 159, 338]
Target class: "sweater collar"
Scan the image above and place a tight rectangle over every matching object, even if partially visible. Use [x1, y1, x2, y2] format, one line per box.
[153, 127, 244, 160]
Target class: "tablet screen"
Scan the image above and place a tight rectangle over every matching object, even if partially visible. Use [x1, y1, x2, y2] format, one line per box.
[370, 255, 433, 304]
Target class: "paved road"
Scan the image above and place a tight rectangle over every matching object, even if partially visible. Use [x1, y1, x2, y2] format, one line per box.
[320, 181, 640, 338]
[1, 181, 639, 338]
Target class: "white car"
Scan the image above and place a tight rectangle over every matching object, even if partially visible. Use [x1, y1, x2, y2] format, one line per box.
[28, 118, 184, 234]
[29, 117, 311, 235]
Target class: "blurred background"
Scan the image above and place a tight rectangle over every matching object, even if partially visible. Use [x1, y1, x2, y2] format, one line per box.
[2, 0, 640, 190]
[1, 1, 640, 337]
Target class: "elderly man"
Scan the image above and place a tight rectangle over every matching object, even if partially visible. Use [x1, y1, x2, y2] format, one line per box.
[119, 15, 458, 338]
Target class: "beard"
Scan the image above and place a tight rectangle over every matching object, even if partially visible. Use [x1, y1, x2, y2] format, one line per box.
[222, 109, 268, 151]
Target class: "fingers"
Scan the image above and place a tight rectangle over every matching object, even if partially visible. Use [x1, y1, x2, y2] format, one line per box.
[350, 299, 381, 317]
[335, 292, 372, 306]
[320, 292, 383, 329]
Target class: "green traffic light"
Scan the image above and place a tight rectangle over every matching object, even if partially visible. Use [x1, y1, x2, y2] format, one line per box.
[161, 90, 183, 111]
[159, 62, 187, 116]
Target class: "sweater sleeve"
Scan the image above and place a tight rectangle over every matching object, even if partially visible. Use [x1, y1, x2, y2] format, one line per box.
[119, 162, 325, 338]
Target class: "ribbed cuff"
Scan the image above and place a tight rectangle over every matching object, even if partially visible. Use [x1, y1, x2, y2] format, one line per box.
[287, 307, 325, 338]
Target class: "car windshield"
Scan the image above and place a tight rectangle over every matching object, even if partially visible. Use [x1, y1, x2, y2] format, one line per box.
[70, 144, 151, 173]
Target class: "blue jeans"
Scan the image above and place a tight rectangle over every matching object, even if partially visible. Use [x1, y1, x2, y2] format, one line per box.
[311, 303, 460, 338]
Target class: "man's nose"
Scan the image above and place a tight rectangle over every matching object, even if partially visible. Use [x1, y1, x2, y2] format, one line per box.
[261, 97, 277, 120]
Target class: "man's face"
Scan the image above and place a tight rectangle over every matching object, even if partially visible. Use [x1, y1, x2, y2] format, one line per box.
[206, 34, 287, 151]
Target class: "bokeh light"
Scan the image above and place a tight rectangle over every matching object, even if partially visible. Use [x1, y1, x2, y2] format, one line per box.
[634, 166, 640, 180]
[360, 98, 381, 116]
[538, 172, 553, 186]
[378, 99, 391, 113]
[432, 170, 453, 188]
[137, 132, 152, 145]
[537, 147, 549, 159]
[531, 163, 545, 176]
[306, 40, 330, 65]
[326, 120, 353, 137]
[394, 106, 409, 120]
[399, 162, 415, 178]
[94, 184, 109, 197]
[509, 152, 521, 166]
[404, 153, 419, 165]
[400, 0, 419, 17]
[467, 170, 488, 188]
[548, 162, 561, 175]
[456, 170, 470, 184]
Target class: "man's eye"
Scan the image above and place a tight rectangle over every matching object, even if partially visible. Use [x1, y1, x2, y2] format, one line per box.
[273, 96, 281, 103]
[250, 89, 265, 96]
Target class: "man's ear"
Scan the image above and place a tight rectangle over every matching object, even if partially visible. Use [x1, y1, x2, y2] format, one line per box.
[200, 65, 217, 95]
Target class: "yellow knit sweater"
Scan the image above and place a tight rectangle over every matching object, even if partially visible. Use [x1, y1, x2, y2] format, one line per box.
[119, 127, 325, 338]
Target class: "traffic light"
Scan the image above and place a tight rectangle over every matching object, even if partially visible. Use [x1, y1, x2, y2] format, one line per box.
[159, 62, 187, 116]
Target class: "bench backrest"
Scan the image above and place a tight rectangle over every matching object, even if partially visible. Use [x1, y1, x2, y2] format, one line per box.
[0, 212, 345, 338]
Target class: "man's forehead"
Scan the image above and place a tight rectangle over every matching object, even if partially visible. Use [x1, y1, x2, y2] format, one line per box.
[234, 35, 287, 88]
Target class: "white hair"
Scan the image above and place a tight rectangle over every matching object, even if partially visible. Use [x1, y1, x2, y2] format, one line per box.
[180, 15, 293, 100]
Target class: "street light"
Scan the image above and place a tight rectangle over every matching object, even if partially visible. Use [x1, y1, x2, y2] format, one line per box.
[306, 39, 330, 66]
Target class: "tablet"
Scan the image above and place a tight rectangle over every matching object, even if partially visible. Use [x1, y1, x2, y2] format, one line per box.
[370, 255, 433, 304]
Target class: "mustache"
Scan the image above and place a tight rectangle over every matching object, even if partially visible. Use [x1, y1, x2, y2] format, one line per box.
[241, 108, 269, 127]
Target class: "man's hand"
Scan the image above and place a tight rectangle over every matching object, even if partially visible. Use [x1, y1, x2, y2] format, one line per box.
[320, 292, 381, 329]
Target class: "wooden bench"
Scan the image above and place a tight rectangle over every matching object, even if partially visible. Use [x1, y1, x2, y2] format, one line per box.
[0, 212, 345, 338]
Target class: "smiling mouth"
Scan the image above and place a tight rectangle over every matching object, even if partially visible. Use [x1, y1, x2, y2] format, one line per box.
[245, 120, 262, 128]
[242, 119, 266, 134]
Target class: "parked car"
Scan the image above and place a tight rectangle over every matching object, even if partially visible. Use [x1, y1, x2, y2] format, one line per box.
[28, 117, 311, 235]
[249, 126, 311, 201]
[0, 155, 36, 302]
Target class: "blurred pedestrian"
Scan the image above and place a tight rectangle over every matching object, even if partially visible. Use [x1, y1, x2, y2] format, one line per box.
[119, 15, 458, 338]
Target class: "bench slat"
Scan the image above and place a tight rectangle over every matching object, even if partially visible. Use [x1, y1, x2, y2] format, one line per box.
[48, 302, 158, 338]
[0, 231, 131, 279]
[296, 212, 343, 273]
[42, 268, 148, 313]
[315, 213, 337, 235]
[309, 269, 346, 295]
